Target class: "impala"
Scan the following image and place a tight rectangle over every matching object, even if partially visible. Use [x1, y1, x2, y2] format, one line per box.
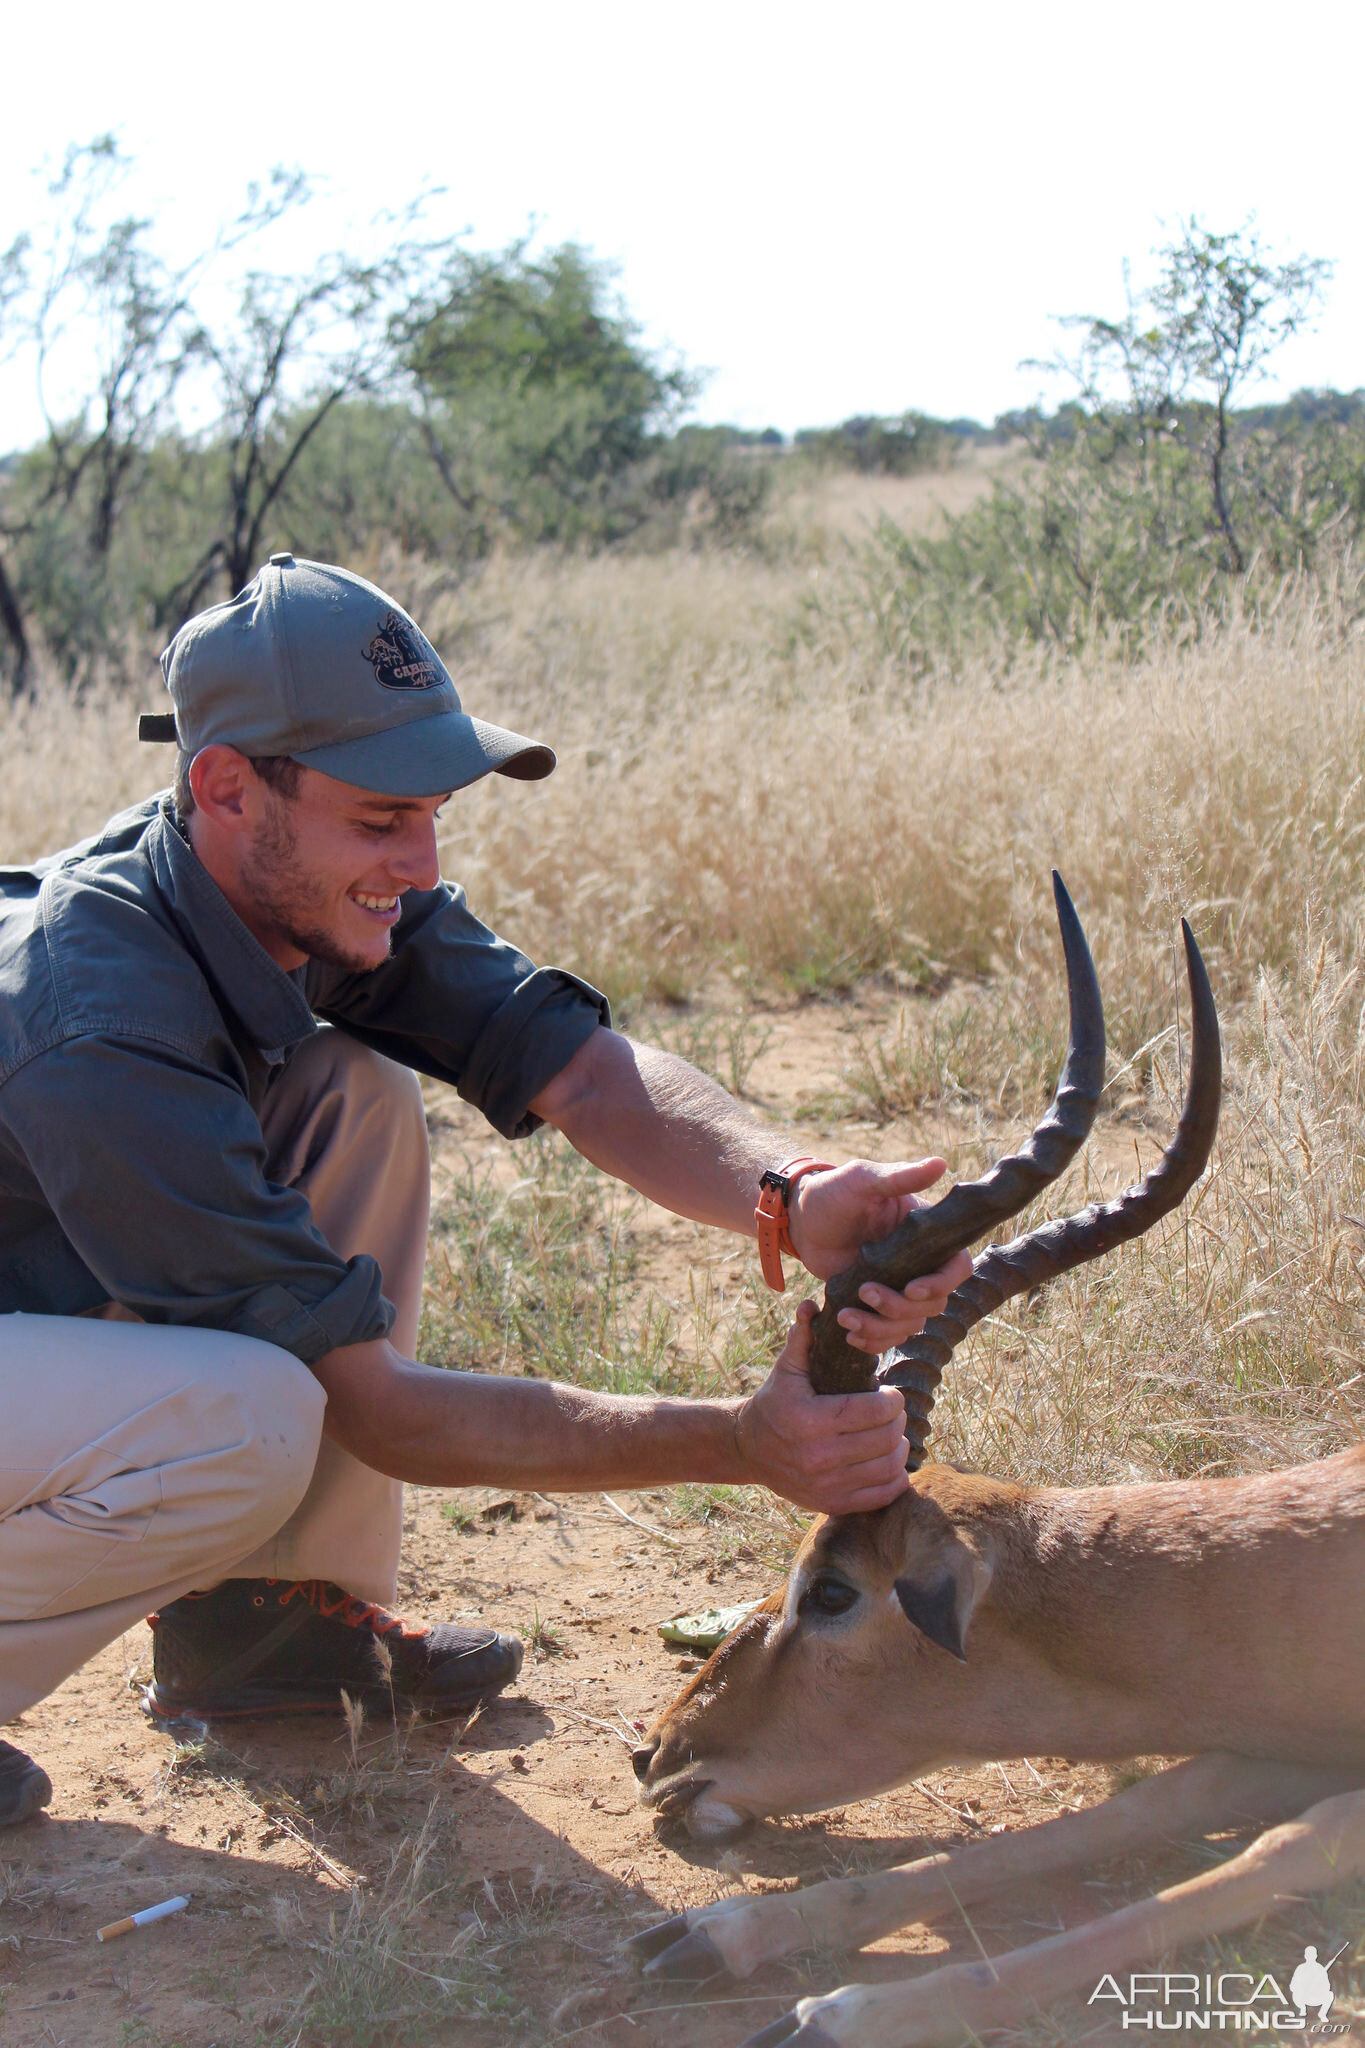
[628, 879, 1365, 2048]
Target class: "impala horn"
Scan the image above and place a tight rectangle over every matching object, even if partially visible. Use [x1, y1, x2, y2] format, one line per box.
[880, 917, 1221, 1467]
[807, 870, 1106, 1397]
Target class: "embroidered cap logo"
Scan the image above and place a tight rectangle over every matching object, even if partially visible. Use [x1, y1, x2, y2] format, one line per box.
[362, 611, 444, 691]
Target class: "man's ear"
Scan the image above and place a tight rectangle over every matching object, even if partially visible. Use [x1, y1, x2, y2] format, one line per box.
[188, 745, 255, 827]
[892, 1501, 993, 1662]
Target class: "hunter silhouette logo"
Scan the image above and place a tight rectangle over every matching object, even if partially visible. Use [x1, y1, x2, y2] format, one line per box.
[362, 611, 444, 691]
[1290, 1946, 1342, 2024]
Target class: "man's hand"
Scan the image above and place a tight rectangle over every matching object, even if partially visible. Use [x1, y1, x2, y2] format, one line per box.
[787, 1157, 973, 1354]
[734, 1302, 910, 1515]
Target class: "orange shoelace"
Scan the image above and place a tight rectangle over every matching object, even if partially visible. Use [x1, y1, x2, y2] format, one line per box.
[269, 1579, 425, 1639]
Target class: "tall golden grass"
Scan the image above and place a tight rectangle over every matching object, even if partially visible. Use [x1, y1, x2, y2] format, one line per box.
[3, 494, 1363, 1485]
[417, 549, 1365, 1020]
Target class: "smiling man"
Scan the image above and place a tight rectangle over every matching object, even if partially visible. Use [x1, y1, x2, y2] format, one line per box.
[0, 556, 968, 1828]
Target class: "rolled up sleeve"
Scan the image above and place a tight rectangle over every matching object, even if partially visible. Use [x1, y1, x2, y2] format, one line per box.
[309, 883, 610, 1140]
[0, 1036, 394, 1362]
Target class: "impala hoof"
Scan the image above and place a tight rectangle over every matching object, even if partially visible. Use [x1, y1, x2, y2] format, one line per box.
[738, 2015, 838, 2048]
[622, 1913, 691, 1963]
[642, 1925, 726, 1980]
[738, 2021, 801, 2048]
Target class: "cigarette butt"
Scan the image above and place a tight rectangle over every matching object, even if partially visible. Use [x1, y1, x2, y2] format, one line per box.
[97, 1894, 190, 1942]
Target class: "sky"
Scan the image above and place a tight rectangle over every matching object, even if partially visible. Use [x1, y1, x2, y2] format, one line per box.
[2, 0, 1363, 446]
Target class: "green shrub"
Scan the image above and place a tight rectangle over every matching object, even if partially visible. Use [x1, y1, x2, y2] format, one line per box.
[837, 223, 1365, 669]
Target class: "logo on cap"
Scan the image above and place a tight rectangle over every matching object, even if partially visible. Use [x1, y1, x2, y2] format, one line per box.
[362, 611, 445, 691]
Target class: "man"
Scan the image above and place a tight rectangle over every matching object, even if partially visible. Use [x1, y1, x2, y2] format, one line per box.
[0, 555, 970, 1828]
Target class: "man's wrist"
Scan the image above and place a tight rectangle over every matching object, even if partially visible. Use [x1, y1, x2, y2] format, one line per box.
[784, 1170, 817, 1263]
[677, 1394, 752, 1487]
[755, 1156, 831, 1291]
[584, 1388, 753, 1490]
[724, 1394, 754, 1486]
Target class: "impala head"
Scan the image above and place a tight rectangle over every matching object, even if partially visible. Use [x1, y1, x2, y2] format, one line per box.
[635, 880, 1222, 1841]
[635, 1466, 1011, 1839]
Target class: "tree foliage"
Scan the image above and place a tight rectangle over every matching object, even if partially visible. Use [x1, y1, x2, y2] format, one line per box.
[405, 242, 697, 544]
[0, 142, 462, 681]
[793, 411, 994, 475]
[854, 222, 1358, 667]
[0, 151, 756, 690]
[1050, 220, 1330, 575]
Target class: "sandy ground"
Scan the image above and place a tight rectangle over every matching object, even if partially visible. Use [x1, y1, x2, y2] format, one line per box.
[1, 1491, 1169, 2048]
[1, 994, 1360, 2046]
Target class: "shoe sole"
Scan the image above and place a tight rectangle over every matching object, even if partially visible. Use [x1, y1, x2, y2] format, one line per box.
[0, 1763, 53, 1828]
[142, 1673, 520, 1724]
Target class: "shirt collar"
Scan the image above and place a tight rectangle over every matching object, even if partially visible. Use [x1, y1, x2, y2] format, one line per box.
[147, 796, 317, 1062]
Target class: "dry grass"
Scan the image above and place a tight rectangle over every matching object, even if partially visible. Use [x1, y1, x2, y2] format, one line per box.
[3, 506, 1364, 1499]
[929, 960, 1365, 1484]
[9, 508, 1365, 1016]
[380, 549, 1365, 1027]
[764, 444, 1019, 553]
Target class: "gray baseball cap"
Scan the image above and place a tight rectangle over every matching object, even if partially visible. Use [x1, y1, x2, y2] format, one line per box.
[139, 554, 555, 796]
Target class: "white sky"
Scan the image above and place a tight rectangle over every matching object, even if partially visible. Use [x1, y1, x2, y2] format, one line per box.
[2, 0, 1362, 445]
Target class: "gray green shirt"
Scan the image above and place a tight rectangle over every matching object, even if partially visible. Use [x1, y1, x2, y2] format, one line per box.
[0, 795, 608, 1361]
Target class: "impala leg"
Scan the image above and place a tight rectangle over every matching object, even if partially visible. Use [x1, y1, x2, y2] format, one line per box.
[738, 1785, 1365, 2048]
[631, 1753, 1349, 1982]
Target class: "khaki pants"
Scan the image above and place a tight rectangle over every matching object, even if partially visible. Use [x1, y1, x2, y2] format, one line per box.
[0, 1029, 430, 1725]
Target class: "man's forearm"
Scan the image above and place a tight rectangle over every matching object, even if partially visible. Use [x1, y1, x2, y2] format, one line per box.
[525, 1023, 975, 1355]
[314, 1339, 747, 1491]
[314, 1311, 913, 1516]
[530, 1028, 778, 1237]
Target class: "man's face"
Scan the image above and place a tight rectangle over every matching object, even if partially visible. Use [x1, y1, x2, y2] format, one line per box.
[238, 766, 451, 973]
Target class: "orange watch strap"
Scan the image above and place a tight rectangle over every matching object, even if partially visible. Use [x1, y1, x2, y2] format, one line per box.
[755, 1157, 832, 1292]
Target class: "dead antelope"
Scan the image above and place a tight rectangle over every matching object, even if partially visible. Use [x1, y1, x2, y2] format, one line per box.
[629, 878, 1365, 2047]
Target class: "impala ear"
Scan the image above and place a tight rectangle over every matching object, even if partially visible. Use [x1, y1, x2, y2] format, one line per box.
[894, 1573, 971, 1660]
[893, 1516, 993, 1662]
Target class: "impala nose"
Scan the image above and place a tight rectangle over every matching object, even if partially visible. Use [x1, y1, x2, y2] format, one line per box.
[632, 1739, 660, 1782]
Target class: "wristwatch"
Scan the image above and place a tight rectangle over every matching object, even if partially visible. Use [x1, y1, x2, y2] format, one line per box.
[755, 1156, 832, 1292]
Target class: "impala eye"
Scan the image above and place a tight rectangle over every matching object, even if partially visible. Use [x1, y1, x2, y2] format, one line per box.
[798, 1574, 860, 1619]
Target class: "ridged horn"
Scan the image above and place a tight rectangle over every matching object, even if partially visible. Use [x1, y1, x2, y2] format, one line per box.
[806, 872, 1105, 1400]
[879, 917, 1221, 1467]
[807, 871, 1106, 1396]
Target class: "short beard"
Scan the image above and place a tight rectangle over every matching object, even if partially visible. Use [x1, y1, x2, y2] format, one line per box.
[239, 791, 390, 974]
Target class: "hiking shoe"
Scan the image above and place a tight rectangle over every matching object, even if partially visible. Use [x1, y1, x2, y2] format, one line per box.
[0, 1740, 52, 1827]
[143, 1578, 523, 1722]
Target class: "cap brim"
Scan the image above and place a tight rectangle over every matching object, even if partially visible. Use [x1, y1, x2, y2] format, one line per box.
[292, 711, 555, 797]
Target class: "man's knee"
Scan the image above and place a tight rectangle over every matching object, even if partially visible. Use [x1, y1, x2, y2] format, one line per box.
[290, 1024, 422, 1113]
[184, 1338, 326, 1548]
[0, 1329, 326, 1625]
[328, 1033, 427, 1144]
[267, 1027, 429, 1183]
